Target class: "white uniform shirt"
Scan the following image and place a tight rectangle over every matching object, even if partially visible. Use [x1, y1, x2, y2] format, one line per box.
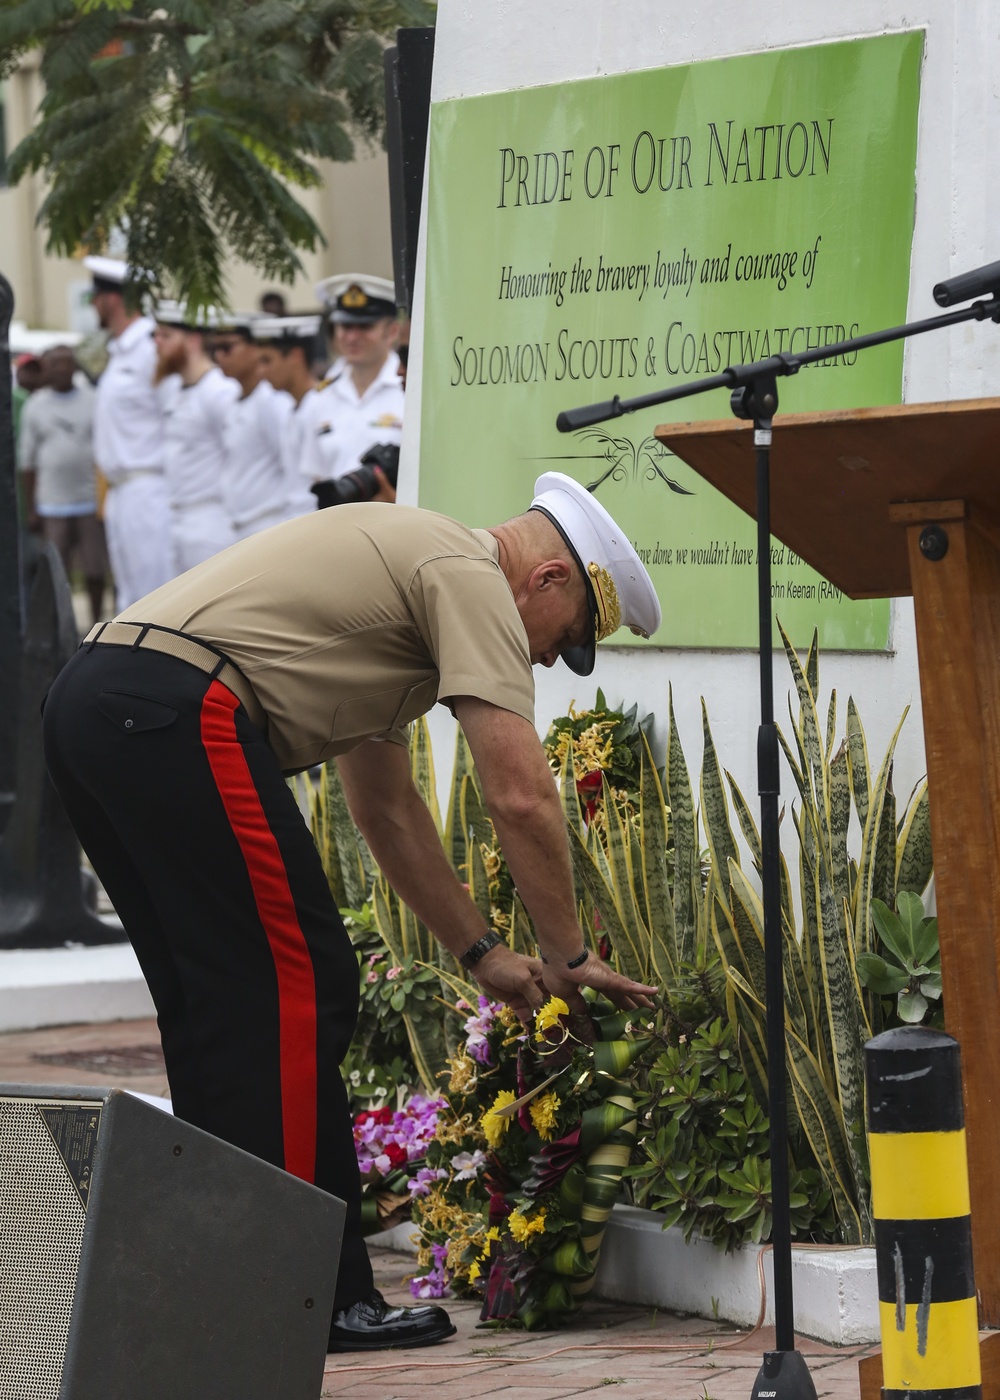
[17, 383, 97, 514]
[281, 393, 320, 519]
[161, 366, 240, 508]
[298, 353, 404, 484]
[221, 379, 293, 529]
[93, 316, 164, 483]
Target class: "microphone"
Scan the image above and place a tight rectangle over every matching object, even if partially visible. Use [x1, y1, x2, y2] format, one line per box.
[933, 259, 1000, 307]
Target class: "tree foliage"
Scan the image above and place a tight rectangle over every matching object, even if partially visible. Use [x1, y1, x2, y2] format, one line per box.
[0, 0, 434, 305]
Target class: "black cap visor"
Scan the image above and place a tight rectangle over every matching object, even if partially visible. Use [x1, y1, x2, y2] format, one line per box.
[90, 275, 123, 297]
[529, 505, 598, 676]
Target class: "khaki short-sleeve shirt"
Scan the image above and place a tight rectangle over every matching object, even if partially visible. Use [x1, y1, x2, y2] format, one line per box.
[116, 504, 535, 770]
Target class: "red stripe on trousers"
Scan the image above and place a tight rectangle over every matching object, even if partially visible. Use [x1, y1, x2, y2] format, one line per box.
[199, 679, 317, 1182]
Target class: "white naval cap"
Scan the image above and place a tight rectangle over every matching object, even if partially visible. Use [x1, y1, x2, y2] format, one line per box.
[153, 299, 222, 331]
[83, 255, 128, 290]
[251, 314, 322, 343]
[214, 311, 258, 336]
[529, 471, 661, 676]
[315, 274, 397, 323]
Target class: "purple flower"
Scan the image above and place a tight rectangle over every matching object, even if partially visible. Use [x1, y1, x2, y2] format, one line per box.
[410, 1243, 451, 1300]
[407, 1166, 447, 1197]
[451, 1150, 486, 1181]
[463, 995, 501, 1066]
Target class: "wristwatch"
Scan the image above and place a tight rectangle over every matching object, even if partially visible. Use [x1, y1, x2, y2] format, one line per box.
[459, 930, 503, 969]
[540, 949, 589, 969]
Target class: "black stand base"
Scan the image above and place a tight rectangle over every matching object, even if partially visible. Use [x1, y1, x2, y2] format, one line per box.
[750, 1349, 819, 1399]
[0, 541, 125, 948]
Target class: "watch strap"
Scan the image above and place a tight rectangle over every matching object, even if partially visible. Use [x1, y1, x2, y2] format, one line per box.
[459, 930, 503, 969]
[540, 948, 589, 969]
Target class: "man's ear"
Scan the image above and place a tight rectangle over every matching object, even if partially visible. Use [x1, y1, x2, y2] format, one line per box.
[532, 558, 574, 591]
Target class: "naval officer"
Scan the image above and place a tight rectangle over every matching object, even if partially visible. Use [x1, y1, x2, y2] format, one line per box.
[42, 471, 660, 1351]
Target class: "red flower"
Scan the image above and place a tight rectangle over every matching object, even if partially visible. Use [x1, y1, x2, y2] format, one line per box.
[576, 770, 603, 824]
[354, 1106, 393, 1128]
[383, 1142, 407, 1169]
[488, 1190, 514, 1226]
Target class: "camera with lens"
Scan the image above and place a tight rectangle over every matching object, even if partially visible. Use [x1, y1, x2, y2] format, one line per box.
[310, 443, 399, 509]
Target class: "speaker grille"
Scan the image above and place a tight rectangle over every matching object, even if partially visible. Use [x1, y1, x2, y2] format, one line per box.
[0, 1098, 93, 1400]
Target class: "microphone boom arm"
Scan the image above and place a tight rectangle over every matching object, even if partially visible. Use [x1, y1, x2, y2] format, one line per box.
[556, 293, 1000, 432]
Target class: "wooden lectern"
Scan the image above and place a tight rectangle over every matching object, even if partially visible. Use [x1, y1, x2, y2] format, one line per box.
[656, 398, 1000, 1394]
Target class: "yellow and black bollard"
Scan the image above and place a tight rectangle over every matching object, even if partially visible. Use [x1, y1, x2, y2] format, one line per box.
[866, 1025, 981, 1399]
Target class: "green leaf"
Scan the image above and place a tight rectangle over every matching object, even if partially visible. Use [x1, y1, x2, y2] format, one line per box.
[855, 952, 909, 996]
[871, 899, 910, 966]
[896, 781, 932, 896]
[898, 989, 929, 1023]
[665, 686, 699, 964]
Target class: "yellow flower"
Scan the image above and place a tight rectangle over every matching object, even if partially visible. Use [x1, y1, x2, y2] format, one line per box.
[481, 1089, 516, 1149]
[535, 995, 570, 1041]
[483, 1225, 500, 1245]
[508, 1209, 547, 1243]
[447, 1052, 476, 1095]
[498, 1003, 520, 1029]
[529, 1090, 561, 1140]
[468, 1258, 482, 1282]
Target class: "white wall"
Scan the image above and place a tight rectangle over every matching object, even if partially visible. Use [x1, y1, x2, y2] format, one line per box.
[405, 1, 1000, 855]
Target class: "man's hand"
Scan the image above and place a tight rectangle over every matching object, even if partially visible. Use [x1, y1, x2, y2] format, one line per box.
[371, 466, 397, 503]
[471, 945, 545, 1024]
[539, 950, 656, 1017]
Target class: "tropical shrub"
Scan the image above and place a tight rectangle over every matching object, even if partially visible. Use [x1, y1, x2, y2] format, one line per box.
[305, 657, 932, 1273]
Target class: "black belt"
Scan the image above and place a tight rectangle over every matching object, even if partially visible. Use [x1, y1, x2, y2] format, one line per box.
[84, 621, 267, 732]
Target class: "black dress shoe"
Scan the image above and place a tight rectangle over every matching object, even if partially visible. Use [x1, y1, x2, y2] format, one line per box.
[327, 1289, 457, 1352]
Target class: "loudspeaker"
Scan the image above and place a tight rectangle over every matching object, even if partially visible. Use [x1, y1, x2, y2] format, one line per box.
[384, 27, 436, 316]
[0, 1085, 344, 1400]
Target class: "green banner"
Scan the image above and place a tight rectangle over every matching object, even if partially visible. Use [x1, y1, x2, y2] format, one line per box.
[419, 32, 923, 649]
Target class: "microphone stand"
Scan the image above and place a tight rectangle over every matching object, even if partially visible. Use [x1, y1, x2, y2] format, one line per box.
[557, 280, 1000, 1399]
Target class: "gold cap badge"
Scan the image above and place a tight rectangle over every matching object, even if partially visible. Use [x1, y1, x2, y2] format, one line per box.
[341, 284, 369, 309]
[587, 562, 622, 641]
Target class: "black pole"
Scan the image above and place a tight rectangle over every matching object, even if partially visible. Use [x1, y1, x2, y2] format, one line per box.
[752, 407, 796, 1356]
[728, 375, 815, 1395]
[0, 274, 24, 833]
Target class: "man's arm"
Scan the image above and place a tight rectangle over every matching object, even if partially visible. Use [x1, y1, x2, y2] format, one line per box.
[453, 696, 656, 1014]
[336, 739, 546, 1020]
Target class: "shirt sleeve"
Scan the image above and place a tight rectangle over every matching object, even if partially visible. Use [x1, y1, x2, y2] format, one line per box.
[408, 553, 535, 724]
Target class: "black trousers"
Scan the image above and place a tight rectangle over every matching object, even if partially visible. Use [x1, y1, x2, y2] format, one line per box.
[43, 645, 374, 1311]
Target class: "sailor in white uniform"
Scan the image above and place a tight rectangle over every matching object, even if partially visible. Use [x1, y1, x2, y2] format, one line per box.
[84, 256, 173, 610]
[253, 314, 324, 521]
[213, 313, 294, 539]
[297, 276, 404, 494]
[152, 301, 239, 575]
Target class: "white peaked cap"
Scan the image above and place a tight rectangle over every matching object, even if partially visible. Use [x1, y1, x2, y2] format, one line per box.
[315, 273, 398, 321]
[251, 314, 323, 342]
[83, 255, 129, 285]
[153, 300, 222, 330]
[529, 471, 661, 676]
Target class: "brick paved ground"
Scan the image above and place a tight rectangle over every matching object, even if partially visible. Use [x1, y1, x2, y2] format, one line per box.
[329, 1247, 877, 1400]
[0, 1018, 875, 1398]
